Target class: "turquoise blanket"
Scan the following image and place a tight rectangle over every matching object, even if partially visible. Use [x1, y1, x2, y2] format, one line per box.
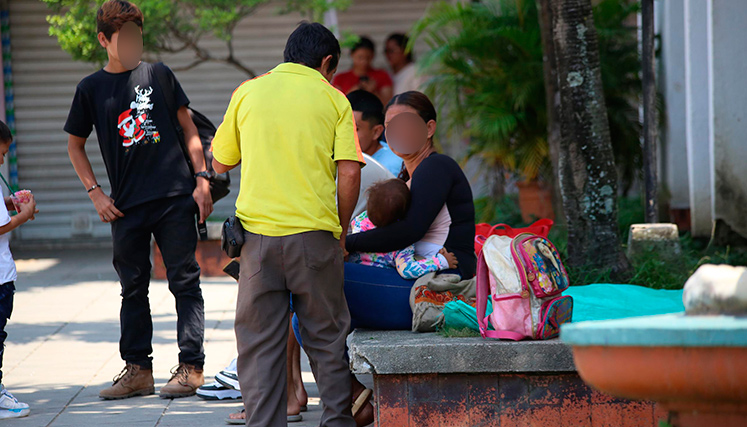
[443, 284, 684, 331]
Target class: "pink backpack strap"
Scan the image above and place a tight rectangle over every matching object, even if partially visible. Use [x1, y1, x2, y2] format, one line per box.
[476, 250, 491, 337]
[481, 329, 526, 341]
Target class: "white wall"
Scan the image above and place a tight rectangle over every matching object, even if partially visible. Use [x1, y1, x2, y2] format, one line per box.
[683, 0, 713, 237]
[661, 0, 689, 210]
[671, 0, 747, 238]
[709, 0, 747, 238]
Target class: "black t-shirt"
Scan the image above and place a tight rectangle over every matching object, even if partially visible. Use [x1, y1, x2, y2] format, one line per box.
[64, 62, 194, 211]
[346, 153, 477, 278]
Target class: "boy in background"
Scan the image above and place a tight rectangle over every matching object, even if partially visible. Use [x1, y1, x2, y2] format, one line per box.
[0, 120, 36, 419]
[347, 90, 403, 176]
[65, 0, 211, 399]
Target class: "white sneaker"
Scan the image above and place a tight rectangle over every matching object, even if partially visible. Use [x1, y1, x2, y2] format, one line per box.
[215, 370, 240, 391]
[0, 386, 30, 419]
[215, 358, 240, 391]
[224, 357, 237, 373]
[196, 381, 242, 401]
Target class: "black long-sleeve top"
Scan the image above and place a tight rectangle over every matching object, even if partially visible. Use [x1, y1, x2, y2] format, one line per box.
[346, 152, 477, 278]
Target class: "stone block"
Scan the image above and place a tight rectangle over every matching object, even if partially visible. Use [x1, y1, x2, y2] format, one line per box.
[359, 333, 658, 426]
[683, 264, 747, 315]
[627, 223, 681, 259]
[348, 330, 575, 375]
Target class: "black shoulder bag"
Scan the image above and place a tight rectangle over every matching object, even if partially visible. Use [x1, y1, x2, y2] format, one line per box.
[153, 63, 231, 203]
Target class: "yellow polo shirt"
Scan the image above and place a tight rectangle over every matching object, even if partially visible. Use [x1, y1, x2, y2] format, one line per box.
[212, 62, 365, 239]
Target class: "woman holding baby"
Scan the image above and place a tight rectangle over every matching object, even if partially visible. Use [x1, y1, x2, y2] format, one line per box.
[344, 91, 477, 331]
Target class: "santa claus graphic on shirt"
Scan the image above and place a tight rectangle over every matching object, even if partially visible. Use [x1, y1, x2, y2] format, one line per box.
[117, 85, 159, 148]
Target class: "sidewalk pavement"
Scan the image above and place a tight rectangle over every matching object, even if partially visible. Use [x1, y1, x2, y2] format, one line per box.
[4, 247, 369, 427]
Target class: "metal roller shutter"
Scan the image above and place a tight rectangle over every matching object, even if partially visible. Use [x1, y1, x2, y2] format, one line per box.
[10, 0, 107, 241]
[9, 0, 434, 242]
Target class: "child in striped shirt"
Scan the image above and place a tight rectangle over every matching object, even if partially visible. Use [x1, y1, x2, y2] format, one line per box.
[348, 179, 457, 279]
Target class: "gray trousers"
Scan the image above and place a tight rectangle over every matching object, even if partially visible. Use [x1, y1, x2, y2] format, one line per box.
[235, 230, 355, 427]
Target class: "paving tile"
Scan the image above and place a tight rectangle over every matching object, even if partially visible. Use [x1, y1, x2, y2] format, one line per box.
[3, 248, 338, 426]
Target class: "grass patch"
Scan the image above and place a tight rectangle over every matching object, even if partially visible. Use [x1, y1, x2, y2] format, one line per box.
[475, 195, 747, 289]
[564, 234, 747, 289]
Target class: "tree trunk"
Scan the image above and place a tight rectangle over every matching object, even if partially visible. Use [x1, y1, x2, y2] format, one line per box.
[536, 0, 564, 225]
[550, 0, 631, 275]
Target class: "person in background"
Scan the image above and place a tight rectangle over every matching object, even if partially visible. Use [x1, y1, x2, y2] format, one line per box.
[0, 121, 35, 419]
[344, 91, 476, 331]
[212, 22, 363, 427]
[65, 0, 209, 400]
[385, 33, 425, 95]
[343, 92, 475, 425]
[347, 90, 403, 176]
[333, 36, 393, 105]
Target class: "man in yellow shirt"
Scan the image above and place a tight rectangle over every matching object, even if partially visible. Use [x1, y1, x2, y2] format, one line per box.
[212, 22, 362, 427]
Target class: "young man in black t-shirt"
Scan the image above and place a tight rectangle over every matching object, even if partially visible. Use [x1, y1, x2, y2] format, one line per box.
[65, 0, 211, 400]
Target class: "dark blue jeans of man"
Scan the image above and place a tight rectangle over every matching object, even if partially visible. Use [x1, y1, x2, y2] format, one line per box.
[111, 194, 204, 369]
[0, 281, 14, 383]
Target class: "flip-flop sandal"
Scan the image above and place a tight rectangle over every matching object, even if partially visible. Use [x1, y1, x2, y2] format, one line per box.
[287, 414, 303, 422]
[225, 409, 245, 425]
[351, 388, 373, 418]
[225, 409, 304, 424]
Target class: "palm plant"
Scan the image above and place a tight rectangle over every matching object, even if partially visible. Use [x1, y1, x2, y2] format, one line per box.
[412, 0, 547, 181]
[411, 0, 643, 191]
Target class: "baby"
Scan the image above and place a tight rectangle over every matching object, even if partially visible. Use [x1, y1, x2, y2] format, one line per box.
[348, 179, 458, 279]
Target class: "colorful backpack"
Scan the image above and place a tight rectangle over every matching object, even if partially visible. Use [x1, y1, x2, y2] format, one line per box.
[476, 233, 573, 340]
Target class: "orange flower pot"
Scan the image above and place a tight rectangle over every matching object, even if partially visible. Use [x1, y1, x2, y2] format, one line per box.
[517, 180, 554, 223]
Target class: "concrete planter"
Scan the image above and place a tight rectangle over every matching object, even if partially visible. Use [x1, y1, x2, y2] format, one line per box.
[517, 180, 554, 223]
[350, 330, 663, 427]
[152, 222, 232, 279]
[562, 314, 747, 427]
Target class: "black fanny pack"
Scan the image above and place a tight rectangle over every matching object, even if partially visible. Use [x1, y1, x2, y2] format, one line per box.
[221, 216, 245, 258]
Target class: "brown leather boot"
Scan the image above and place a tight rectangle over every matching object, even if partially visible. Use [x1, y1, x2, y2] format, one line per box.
[159, 363, 204, 399]
[99, 364, 155, 400]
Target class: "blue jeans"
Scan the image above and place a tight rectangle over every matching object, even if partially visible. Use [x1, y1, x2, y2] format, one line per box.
[290, 297, 302, 348]
[343, 263, 415, 330]
[0, 281, 14, 383]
